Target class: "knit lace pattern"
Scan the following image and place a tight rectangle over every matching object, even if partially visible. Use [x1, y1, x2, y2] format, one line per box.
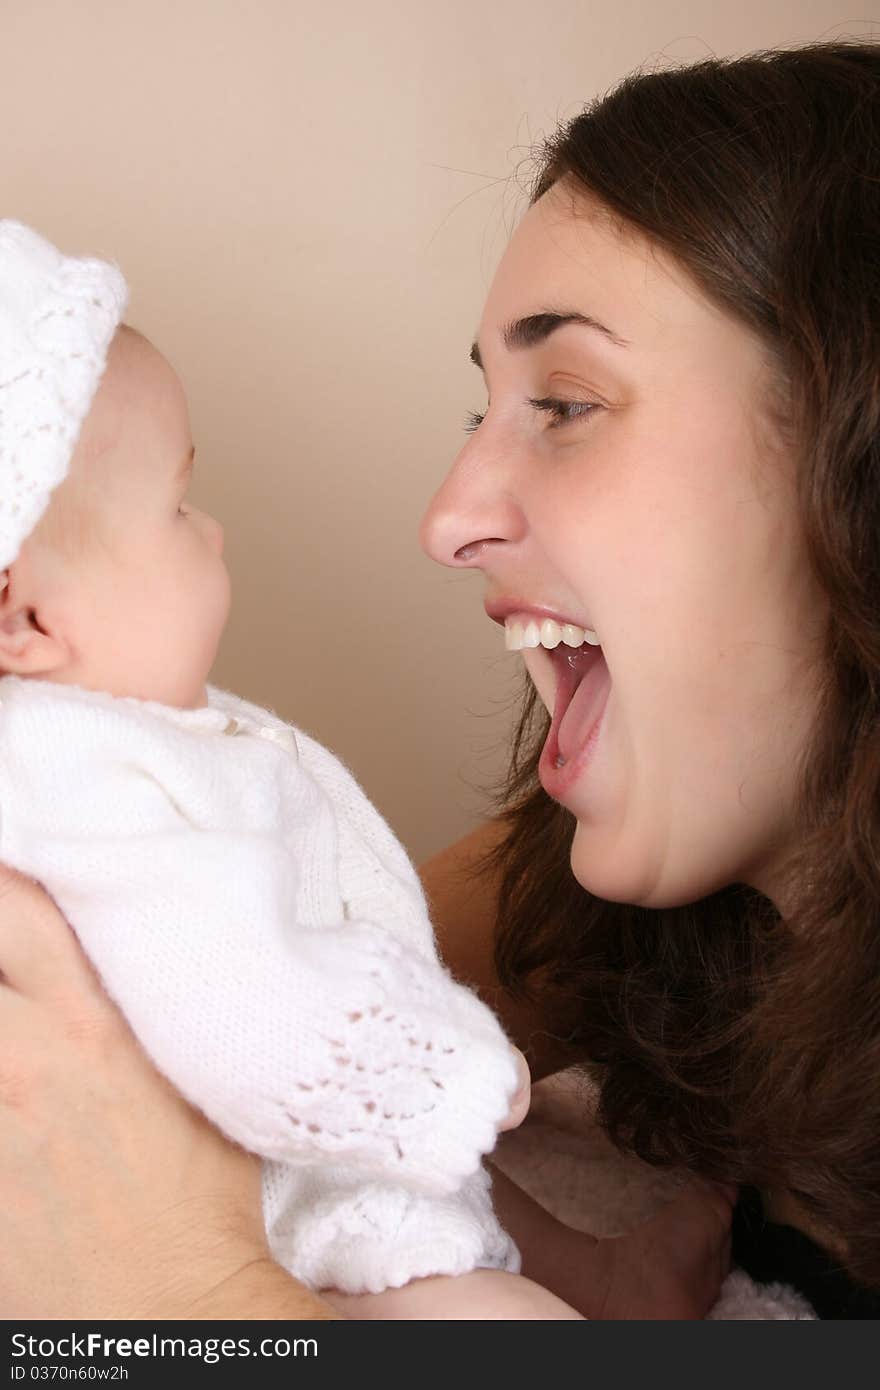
[0, 221, 127, 569]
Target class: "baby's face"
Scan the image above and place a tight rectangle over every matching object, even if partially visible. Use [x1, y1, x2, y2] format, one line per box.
[49, 327, 230, 708]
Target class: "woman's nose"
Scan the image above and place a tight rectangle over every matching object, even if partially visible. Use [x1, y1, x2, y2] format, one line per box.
[419, 440, 527, 569]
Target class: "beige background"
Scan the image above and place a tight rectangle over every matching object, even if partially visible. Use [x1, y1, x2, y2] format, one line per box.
[0, 0, 870, 861]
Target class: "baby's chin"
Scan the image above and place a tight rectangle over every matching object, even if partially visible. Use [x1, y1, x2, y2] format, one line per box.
[184, 686, 210, 710]
[74, 672, 213, 711]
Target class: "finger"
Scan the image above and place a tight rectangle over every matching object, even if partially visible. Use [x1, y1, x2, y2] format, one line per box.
[514, 1046, 531, 1089]
[0, 982, 58, 1106]
[499, 1047, 532, 1131]
[0, 866, 104, 1004]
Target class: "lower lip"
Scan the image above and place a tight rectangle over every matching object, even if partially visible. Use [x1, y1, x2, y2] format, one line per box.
[537, 659, 610, 802]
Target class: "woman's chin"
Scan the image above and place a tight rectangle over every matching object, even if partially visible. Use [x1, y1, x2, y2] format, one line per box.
[568, 823, 644, 903]
[567, 824, 713, 910]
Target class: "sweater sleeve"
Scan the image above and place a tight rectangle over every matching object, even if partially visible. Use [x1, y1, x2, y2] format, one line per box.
[264, 1161, 521, 1294]
[0, 683, 519, 1196]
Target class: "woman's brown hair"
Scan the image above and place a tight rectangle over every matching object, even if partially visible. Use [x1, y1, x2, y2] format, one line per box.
[487, 42, 880, 1284]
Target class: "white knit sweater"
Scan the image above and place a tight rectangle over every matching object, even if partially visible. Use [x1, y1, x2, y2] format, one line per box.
[0, 677, 520, 1294]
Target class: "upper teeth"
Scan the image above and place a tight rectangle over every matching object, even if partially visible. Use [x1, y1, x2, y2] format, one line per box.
[505, 616, 600, 651]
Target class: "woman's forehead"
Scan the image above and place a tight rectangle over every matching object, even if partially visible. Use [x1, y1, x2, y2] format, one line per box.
[480, 183, 732, 356]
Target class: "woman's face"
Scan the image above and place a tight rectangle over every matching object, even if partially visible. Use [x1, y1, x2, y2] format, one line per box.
[421, 181, 827, 911]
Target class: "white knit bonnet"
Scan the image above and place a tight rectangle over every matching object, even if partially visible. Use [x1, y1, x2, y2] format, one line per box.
[0, 221, 128, 573]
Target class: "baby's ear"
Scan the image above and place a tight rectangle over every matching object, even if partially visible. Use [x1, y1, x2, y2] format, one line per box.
[0, 568, 70, 676]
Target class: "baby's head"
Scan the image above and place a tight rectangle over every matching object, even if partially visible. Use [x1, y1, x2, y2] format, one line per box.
[0, 227, 229, 709]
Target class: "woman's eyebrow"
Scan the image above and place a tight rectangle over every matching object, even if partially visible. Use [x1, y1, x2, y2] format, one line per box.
[469, 311, 629, 369]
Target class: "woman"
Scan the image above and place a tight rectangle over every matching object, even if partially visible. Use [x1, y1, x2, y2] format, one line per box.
[1, 39, 877, 1318]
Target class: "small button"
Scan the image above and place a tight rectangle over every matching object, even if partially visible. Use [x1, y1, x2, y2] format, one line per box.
[256, 724, 299, 757]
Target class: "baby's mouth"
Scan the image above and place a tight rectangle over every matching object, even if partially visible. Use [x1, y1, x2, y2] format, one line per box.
[505, 614, 609, 768]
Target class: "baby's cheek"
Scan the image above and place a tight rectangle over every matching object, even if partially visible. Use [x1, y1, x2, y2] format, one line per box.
[204, 563, 232, 651]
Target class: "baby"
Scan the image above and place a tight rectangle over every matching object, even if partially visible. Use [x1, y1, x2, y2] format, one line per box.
[0, 223, 733, 1320]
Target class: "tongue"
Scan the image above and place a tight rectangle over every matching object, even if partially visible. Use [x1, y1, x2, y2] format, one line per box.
[554, 648, 611, 763]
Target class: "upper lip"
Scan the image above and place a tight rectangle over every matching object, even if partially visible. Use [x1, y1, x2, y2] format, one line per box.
[484, 597, 594, 630]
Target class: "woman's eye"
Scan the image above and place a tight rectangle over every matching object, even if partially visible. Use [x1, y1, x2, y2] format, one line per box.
[528, 396, 598, 429]
[464, 397, 598, 435]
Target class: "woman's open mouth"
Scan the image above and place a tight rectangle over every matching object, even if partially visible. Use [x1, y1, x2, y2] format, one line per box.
[504, 614, 611, 785]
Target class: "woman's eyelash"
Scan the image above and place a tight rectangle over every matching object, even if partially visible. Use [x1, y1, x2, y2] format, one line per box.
[528, 396, 598, 427]
[463, 398, 598, 434]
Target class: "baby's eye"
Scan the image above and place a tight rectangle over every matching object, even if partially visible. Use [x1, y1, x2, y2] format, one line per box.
[464, 409, 485, 434]
[528, 397, 599, 429]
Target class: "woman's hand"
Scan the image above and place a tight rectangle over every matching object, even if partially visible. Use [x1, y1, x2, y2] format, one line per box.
[490, 1164, 735, 1320]
[0, 867, 335, 1319]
